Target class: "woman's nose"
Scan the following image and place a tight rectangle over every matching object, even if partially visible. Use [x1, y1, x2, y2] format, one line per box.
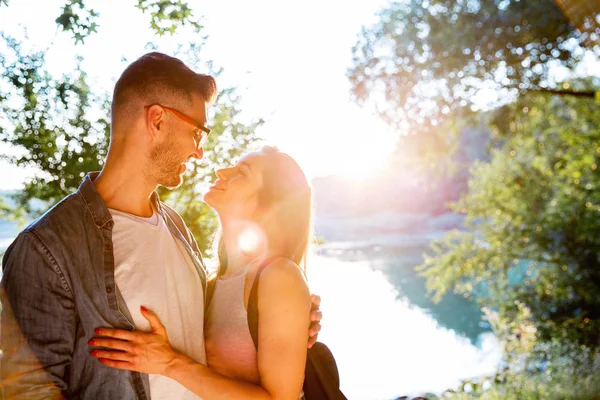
[216, 168, 227, 180]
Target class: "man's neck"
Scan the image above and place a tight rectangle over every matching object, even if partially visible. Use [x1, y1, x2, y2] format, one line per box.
[94, 157, 157, 218]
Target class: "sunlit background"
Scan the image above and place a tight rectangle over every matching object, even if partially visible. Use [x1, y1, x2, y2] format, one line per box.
[0, 0, 398, 188]
[1, 1, 600, 399]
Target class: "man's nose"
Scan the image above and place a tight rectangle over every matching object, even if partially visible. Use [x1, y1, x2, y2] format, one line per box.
[191, 147, 204, 160]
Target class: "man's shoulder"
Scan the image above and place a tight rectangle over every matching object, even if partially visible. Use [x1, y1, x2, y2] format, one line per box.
[15, 191, 98, 255]
[27, 191, 86, 233]
[3, 191, 92, 270]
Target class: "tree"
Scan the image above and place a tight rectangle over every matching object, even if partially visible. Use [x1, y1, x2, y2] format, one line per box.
[52, 0, 203, 43]
[0, 34, 110, 215]
[348, 0, 599, 133]
[0, 198, 9, 219]
[0, 1, 263, 255]
[417, 91, 600, 356]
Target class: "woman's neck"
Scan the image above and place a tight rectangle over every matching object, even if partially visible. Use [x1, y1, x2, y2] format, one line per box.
[220, 218, 272, 277]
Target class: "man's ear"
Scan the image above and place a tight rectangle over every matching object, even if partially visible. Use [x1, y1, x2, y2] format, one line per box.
[146, 105, 165, 140]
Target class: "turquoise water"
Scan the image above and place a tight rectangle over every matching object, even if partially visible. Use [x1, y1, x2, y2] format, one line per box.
[322, 242, 492, 342]
[0, 219, 19, 252]
[308, 249, 502, 399]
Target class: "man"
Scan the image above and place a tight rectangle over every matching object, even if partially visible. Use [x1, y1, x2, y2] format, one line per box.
[0, 52, 322, 399]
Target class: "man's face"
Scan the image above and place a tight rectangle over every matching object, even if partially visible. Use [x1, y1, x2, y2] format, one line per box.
[148, 93, 208, 189]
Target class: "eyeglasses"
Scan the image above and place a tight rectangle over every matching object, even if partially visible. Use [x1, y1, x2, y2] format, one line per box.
[144, 104, 211, 149]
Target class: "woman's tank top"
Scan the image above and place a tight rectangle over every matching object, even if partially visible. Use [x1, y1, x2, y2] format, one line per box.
[204, 267, 260, 384]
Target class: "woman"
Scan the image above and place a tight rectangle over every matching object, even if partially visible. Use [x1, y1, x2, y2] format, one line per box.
[90, 146, 313, 400]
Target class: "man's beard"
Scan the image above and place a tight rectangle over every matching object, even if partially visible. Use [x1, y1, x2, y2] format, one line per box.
[148, 131, 186, 189]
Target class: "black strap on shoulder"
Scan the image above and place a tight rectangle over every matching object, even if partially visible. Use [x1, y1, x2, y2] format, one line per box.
[247, 256, 280, 351]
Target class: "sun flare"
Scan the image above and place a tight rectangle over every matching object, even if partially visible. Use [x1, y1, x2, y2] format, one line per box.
[267, 105, 399, 183]
[237, 226, 264, 254]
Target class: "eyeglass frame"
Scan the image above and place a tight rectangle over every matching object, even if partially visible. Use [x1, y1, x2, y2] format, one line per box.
[144, 104, 211, 149]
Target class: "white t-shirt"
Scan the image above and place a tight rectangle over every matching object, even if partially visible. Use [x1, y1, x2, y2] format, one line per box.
[109, 207, 205, 400]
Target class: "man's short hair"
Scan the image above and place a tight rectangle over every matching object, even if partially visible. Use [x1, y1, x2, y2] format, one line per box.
[112, 52, 217, 127]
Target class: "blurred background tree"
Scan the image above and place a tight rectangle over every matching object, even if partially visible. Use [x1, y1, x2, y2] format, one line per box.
[350, 0, 600, 396]
[0, 198, 9, 219]
[418, 91, 600, 351]
[0, 1, 263, 256]
[0, 34, 110, 221]
[349, 0, 599, 169]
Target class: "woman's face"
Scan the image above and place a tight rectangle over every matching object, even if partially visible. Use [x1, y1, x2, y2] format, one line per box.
[204, 151, 266, 219]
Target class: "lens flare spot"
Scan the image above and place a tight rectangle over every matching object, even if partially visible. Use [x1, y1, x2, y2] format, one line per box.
[238, 227, 262, 253]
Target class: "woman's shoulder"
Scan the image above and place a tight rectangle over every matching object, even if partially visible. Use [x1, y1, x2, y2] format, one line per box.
[262, 256, 304, 277]
[259, 257, 308, 292]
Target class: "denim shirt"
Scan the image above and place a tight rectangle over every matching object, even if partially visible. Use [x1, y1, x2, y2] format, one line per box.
[0, 173, 207, 399]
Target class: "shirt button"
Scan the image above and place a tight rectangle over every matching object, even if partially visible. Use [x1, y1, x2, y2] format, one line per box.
[106, 244, 113, 251]
[106, 286, 112, 293]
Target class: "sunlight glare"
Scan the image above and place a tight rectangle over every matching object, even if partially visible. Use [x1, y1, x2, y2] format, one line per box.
[306, 254, 502, 399]
[261, 102, 399, 182]
[237, 226, 263, 254]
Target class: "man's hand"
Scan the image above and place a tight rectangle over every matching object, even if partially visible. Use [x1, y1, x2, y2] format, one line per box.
[308, 294, 322, 348]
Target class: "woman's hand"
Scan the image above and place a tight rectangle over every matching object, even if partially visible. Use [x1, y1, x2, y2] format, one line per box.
[89, 306, 179, 375]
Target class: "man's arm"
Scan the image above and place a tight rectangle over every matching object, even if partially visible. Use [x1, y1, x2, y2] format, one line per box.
[1, 231, 76, 399]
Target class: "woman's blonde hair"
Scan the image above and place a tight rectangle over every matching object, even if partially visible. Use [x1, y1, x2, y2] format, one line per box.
[216, 146, 312, 277]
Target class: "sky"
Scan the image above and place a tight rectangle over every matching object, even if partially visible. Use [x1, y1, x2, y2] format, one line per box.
[0, 0, 400, 190]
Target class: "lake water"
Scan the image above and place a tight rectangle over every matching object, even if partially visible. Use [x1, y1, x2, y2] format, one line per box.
[308, 239, 502, 399]
[0, 220, 502, 399]
[0, 219, 20, 252]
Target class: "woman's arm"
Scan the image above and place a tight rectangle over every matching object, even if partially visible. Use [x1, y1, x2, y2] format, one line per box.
[166, 354, 273, 399]
[90, 259, 310, 400]
[254, 258, 311, 398]
[166, 259, 310, 399]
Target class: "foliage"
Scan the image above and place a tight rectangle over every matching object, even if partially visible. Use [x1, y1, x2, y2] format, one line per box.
[348, 0, 599, 132]
[54, 0, 202, 43]
[0, 34, 110, 215]
[0, 198, 9, 219]
[136, 0, 202, 36]
[436, 346, 600, 399]
[55, 0, 100, 44]
[418, 92, 600, 356]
